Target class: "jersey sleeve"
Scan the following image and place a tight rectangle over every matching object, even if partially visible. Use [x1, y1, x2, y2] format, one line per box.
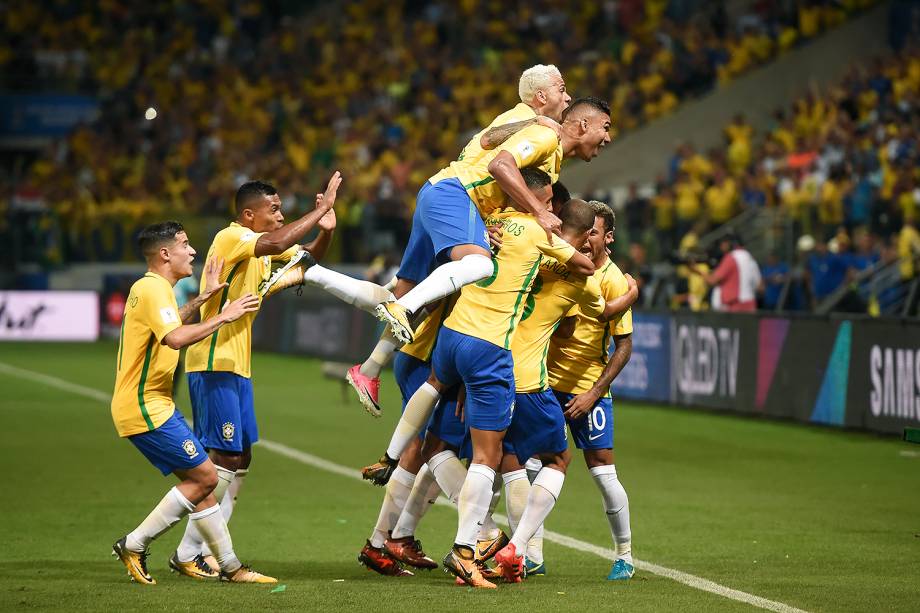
[601, 273, 633, 336]
[214, 225, 265, 264]
[576, 275, 606, 319]
[271, 245, 301, 263]
[137, 280, 182, 343]
[497, 125, 560, 169]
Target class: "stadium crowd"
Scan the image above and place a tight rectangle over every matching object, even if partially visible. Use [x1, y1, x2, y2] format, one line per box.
[2, 0, 880, 265]
[606, 44, 920, 314]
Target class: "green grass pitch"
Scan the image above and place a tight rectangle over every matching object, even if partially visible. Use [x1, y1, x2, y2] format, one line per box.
[0, 341, 918, 612]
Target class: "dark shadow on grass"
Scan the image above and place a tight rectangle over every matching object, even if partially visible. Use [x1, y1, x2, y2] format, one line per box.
[245, 559, 450, 585]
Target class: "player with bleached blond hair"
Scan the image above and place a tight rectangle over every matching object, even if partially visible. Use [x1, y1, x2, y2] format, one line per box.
[300, 64, 574, 417]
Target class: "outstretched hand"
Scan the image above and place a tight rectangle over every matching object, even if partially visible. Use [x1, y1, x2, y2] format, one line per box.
[221, 293, 260, 323]
[535, 115, 562, 140]
[200, 256, 229, 302]
[316, 171, 343, 211]
[537, 210, 562, 245]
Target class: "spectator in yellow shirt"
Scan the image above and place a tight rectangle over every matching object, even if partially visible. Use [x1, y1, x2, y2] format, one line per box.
[704, 169, 738, 224]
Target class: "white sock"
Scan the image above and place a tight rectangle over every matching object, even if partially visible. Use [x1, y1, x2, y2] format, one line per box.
[176, 466, 235, 562]
[385, 383, 440, 460]
[190, 504, 242, 573]
[369, 466, 416, 548]
[478, 475, 503, 541]
[304, 265, 394, 313]
[528, 525, 545, 565]
[359, 328, 400, 378]
[221, 467, 247, 523]
[510, 468, 565, 552]
[524, 457, 543, 483]
[125, 487, 195, 552]
[396, 254, 493, 314]
[428, 450, 467, 504]
[590, 464, 632, 563]
[454, 463, 496, 548]
[391, 464, 442, 539]
[502, 469, 530, 534]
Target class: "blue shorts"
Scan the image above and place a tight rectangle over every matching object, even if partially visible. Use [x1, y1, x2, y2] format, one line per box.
[504, 390, 568, 465]
[553, 389, 614, 450]
[188, 371, 258, 453]
[129, 409, 208, 476]
[432, 326, 514, 432]
[426, 388, 466, 454]
[397, 178, 491, 283]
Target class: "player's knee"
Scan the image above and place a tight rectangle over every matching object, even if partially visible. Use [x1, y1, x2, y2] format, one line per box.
[583, 449, 613, 469]
[209, 449, 243, 471]
[239, 448, 253, 470]
[471, 445, 502, 469]
[462, 253, 494, 279]
[420, 436, 443, 463]
[193, 462, 220, 495]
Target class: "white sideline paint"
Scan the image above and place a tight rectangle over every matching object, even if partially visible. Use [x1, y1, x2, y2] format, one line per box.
[0, 361, 808, 613]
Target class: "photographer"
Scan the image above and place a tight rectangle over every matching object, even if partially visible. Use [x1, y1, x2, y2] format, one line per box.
[688, 232, 762, 312]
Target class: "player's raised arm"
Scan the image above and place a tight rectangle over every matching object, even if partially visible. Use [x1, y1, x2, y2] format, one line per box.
[300, 198, 337, 261]
[253, 171, 342, 257]
[163, 294, 260, 350]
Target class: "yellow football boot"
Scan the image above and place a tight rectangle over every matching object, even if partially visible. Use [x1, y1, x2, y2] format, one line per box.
[112, 537, 155, 585]
[261, 250, 315, 298]
[475, 530, 510, 563]
[442, 546, 496, 589]
[168, 551, 218, 580]
[374, 302, 414, 344]
[219, 565, 278, 584]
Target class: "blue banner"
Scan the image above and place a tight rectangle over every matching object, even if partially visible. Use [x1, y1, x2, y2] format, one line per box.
[612, 312, 671, 402]
[0, 95, 99, 139]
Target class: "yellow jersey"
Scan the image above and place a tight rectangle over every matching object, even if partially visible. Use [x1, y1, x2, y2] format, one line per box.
[511, 261, 605, 393]
[547, 259, 634, 395]
[112, 272, 182, 437]
[429, 103, 562, 217]
[399, 295, 456, 363]
[185, 222, 299, 378]
[444, 210, 577, 350]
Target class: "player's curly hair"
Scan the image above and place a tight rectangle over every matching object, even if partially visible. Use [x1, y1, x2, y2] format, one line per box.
[587, 200, 616, 233]
[138, 221, 184, 257]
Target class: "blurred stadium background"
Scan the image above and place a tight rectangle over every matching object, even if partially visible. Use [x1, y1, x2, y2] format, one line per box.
[1, 1, 919, 610]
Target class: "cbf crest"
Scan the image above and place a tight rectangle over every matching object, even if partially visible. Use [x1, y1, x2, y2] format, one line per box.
[182, 439, 199, 459]
[222, 422, 236, 441]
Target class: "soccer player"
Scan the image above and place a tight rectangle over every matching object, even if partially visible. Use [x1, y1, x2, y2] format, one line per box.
[494, 200, 638, 582]
[344, 65, 578, 413]
[173, 174, 341, 569]
[111, 221, 275, 584]
[356, 301, 454, 576]
[546, 201, 637, 580]
[367, 169, 594, 588]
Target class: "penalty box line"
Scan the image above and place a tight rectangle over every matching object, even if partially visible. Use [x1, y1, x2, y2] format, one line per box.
[0, 360, 808, 613]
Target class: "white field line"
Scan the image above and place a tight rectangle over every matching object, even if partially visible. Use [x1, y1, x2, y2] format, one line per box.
[0, 361, 808, 613]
